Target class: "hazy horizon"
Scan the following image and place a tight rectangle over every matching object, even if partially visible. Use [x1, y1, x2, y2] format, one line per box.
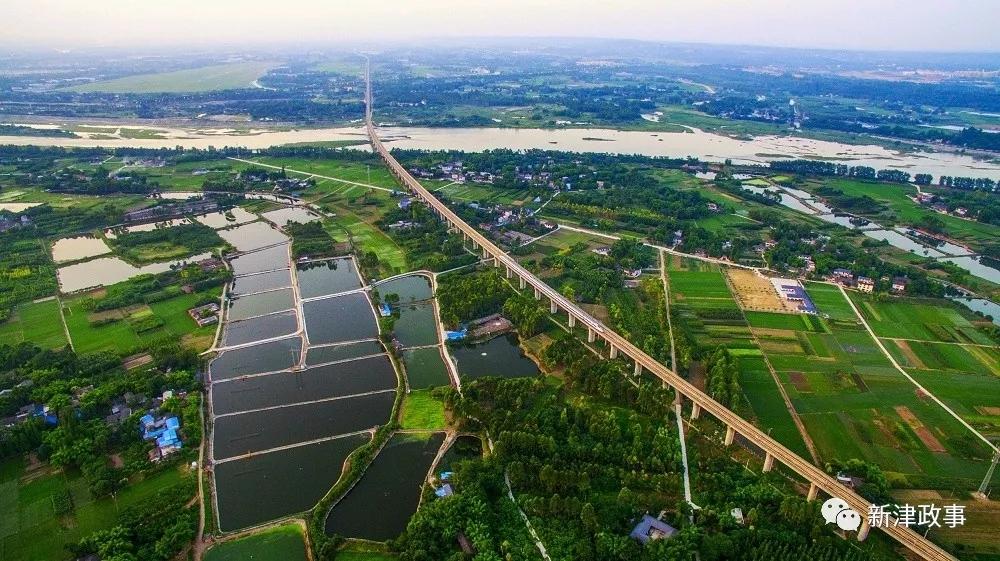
[2, 0, 999, 54]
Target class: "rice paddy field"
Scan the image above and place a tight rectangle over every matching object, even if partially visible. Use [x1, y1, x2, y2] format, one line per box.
[665, 257, 808, 456]
[0, 299, 68, 349]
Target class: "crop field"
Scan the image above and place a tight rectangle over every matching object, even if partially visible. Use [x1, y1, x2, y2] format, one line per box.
[67, 61, 278, 93]
[0, 458, 190, 561]
[725, 269, 786, 312]
[848, 294, 993, 344]
[0, 299, 68, 349]
[62, 289, 220, 355]
[749, 287, 994, 487]
[805, 282, 858, 322]
[850, 294, 1000, 438]
[204, 523, 308, 561]
[667, 260, 754, 352]
[247, 157, 402, 191]
[432, 181, 535, 206]
[400, 390, 447, 430]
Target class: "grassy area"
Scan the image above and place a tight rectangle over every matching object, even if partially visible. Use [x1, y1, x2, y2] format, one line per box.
[0, 299, 68, 349]
[804, 282, 858, 322]
[335, 552, 398, 561]
[63, 289, 220, 355]
[848, 293, 992, 344]
[807, 178, 1000, 250]
[67, 62, 278, 93]
[399, 390, 447, 430]
[0, 457, 191, 561]
[204, 524, 308, 561]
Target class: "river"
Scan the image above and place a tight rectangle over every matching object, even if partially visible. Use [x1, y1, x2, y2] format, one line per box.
[4, 123, 1000, 180]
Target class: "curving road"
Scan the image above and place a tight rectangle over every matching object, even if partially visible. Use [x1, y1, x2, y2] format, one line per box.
[363, 59, 958, 561]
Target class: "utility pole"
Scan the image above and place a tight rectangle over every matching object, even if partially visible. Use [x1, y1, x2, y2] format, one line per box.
[976, 451, 999, 499]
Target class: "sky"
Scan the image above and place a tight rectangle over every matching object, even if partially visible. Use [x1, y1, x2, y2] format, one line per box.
[2, 0, 998, 53]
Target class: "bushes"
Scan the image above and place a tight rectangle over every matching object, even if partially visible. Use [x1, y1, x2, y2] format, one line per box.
[287, 221, 336, 259]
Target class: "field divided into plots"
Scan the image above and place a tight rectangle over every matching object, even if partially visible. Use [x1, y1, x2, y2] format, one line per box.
[848, 293, 1000, 442]
[665, 257, 806, 455]
[766, 285, 997, 487]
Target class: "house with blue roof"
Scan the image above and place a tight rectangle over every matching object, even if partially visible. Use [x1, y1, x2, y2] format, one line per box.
[630, 514, 677, 545]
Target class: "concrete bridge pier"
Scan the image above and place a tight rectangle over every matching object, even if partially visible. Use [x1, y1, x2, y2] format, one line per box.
[482, 247, 489, 259]
[587, 328, 596, 343]
[608, 344, 618, 359]
[519, 276, 526, 290]
[807, 482, 819, 501]
[633, 361, 642, 376]
[690, 402, 701, 420]
[505, 266, 513, 279]
[724, 425, 735, 446]
[550, 300, 558, 314]
[568, 315, 576, 328]
[762, 452, 775, 473]
[857, 519, 871, 542]
[534, 287, 541, 300]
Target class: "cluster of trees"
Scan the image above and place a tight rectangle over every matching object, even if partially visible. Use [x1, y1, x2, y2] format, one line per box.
[436, 270, 512, 328]
[770, 160, 915, 184]
[110, 222, 225, 263]
[502, 295, 547, 338]
[286, 220, 337, 259]
[377, 202, 476, 274]
[42, 166, 160, 195]
[606, 278, 671, 364]
[69, 481, 197, 561]
[396, 327, 889, 561]
[704, 347, 743, 412]
[0, 237, 57, 321]
[937, 175, 998, 192]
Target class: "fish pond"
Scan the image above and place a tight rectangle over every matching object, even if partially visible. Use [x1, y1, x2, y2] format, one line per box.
[324, 432, 445, 541]
[297, 258, 363, 299]
[450, 333, 540, 381]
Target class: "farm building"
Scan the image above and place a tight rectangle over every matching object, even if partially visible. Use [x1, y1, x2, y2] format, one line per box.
[857, 276, 875, 293]
[630, 514, 677, 545]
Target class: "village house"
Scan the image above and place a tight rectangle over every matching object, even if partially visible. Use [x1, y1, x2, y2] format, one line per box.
[857, 276, 875, 293]
[891, 276, 909, 294]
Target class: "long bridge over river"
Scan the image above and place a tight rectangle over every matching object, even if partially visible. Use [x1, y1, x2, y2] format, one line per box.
[363, 60, 958, 561]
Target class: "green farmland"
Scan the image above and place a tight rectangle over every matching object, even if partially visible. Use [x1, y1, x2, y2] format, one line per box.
[205, 523, 308, 561]
[0, 299, 68, 349]
[67, 61, 278, 93]
[0, 458, 192, 561]
[750, 288, 995, 487]
[62, 289, 220, 355]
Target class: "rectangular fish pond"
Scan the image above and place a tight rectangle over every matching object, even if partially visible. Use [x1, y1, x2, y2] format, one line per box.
[211, 355, 398, 416]
[296, 257, 364, 299]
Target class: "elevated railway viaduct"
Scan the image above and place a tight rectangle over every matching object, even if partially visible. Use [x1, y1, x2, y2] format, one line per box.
[363, 61, 958, 561]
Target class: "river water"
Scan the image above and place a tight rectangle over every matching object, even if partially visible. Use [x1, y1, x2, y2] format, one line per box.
[4, 123, 1000, 180]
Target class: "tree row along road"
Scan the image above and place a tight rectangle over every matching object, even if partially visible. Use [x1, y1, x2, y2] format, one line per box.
[363, 60, 957, 561]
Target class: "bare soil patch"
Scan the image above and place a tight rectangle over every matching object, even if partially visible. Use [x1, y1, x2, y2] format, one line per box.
[895, 405, 946, 453]
[892, 339, 927, 369]
[727, 269, 788, 312]
[975, 406, 1000, 416]
[788, 371, 812, 392]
